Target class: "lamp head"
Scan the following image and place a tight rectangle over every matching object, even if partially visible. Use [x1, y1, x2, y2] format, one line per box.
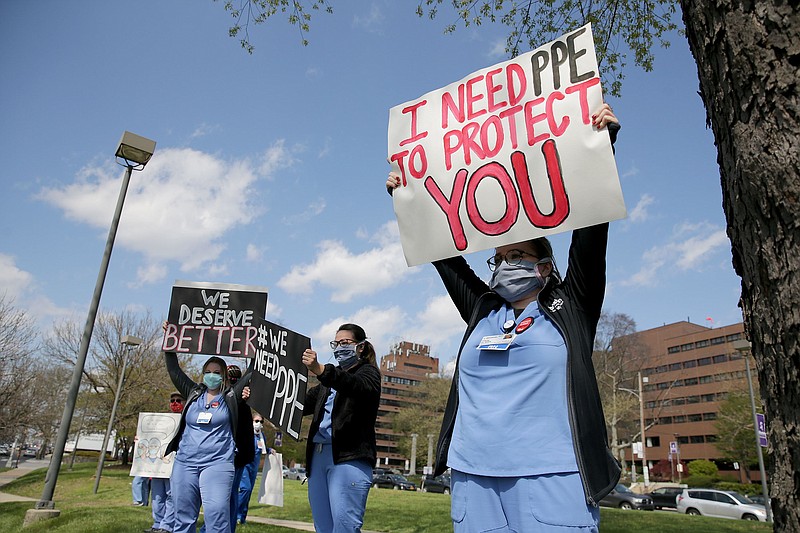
[115, 131, 156, 168]
[121, 335, 143, 347]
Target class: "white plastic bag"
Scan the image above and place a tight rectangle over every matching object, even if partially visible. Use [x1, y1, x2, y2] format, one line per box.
[257, 452, 284, 507]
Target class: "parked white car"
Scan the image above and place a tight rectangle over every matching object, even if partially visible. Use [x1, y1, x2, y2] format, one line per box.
[286, 466, 307, 481]
[676, 488, 768, 522]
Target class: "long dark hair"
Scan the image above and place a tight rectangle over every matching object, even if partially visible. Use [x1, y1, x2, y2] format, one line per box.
[338, 323, 377, 367]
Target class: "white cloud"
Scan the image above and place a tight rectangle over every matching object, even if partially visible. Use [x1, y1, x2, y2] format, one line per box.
[190, 123, 219, 139]
[404, 294, 464, 351]
[352, 4, 385, 32]
[246, 244, 263, 262]
[621, 162, 640, 179]
[618, 222, 730, 287]
[37, 141, 295, 286]
[277, 221, 415, 302]
[0, 254, 33, 298]
[628, 194, 654, 223]
[487, 38, 507, 58]
[281, 197, 326, 226]
[132, 263, 168, 286]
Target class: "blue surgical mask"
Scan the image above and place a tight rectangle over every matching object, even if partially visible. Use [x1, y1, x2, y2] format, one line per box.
[489, 260, 545, 302]
[334, 345, 359, 370]
[203, 372, 224, 389]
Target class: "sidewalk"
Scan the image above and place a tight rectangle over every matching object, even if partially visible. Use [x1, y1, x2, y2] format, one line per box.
[0, 465, 38, 503]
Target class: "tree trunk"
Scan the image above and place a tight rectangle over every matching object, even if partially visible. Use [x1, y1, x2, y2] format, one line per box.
[679, 2, 800, 530]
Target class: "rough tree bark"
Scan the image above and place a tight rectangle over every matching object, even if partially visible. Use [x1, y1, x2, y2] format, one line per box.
[680, 2, 799, 530]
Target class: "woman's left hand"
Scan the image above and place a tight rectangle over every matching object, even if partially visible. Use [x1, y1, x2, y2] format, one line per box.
[242, 386, 250, 400]
[592, 103, 618, 130]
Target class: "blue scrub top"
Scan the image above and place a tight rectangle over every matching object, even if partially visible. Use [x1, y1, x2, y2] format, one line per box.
[176, 391, 235, 465]
[448, 302, 579, 477]
[313, 389, 337, 444]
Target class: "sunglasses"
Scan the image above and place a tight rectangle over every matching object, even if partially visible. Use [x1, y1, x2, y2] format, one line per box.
[253, 419, 263, 423]
[170, 398, 184, 404]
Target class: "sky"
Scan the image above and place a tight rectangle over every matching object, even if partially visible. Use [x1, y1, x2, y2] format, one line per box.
[0, 1, 743, 373]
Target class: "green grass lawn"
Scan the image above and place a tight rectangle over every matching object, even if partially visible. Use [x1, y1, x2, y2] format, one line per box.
[0, 463, 772, 533]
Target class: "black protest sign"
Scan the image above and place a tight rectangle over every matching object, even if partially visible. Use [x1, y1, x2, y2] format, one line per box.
[162, 281, 268, 358]
[249, 319, 309, 440]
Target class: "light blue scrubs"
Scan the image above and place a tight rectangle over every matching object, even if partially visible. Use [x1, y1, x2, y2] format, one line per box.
[171, 392, 236, 533]
[449, 302, 598, 532]
[307, 389, 372, 533]
[150, 478, 174, 531]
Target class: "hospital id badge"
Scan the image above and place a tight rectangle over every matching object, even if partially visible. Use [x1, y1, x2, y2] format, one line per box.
[197, 412, 213, 424]
[478, 333, 515, 351]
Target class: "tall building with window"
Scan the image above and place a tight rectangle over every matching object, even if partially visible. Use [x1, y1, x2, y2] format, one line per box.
[375, 341, 439, 469]
[618, 321, 755, 478]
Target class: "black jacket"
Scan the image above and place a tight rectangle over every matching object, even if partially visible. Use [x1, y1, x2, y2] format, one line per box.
[164, 351, 254, 467]
[432, 222, 621, 505]
[303, 361, 381, 472]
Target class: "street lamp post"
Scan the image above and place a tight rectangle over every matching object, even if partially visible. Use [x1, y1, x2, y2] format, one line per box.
[93, 335, 142, 493]
[620, 372, 650, 489]
[31, 132, 155, 517]
[733, 339, 772, 523]
[638, 371, 649, 488]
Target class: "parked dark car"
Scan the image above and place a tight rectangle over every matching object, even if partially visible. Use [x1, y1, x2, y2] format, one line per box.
[372, 473, 416, 491]
[647, 486, 684, 509]
[420, 474, 451, 494]
[598, 484, 655, 510]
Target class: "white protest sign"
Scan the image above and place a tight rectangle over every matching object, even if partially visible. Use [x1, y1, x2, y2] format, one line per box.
[129, 412, 181, 478]
[388, 23, 626, 266]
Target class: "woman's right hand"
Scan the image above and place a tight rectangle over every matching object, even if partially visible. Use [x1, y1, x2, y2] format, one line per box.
[386, 172, 401, 196]
[302, 348, 325, 376]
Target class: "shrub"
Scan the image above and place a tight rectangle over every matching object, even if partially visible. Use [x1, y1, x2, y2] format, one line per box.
[687, 459, 718, 477]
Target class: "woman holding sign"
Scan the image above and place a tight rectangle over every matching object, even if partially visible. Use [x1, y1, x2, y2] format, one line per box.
[387, 104, 621, 532]
[163, 324, 253, 533]
[301, 323, 381, 533]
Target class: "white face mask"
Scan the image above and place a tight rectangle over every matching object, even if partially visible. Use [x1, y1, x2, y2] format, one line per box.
[253, 422, 263, 433]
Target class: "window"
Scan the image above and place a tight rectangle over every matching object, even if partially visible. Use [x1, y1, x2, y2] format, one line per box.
[671, 379, 684, 387]
[684, 360, 697, 369]
[686, 396, 700, 404]
[673, 415, 686, 423]
[699, 376, 713, 384]
[726, 333, 742, 342]
[713, 354, 728, 364]
[657, 364, 669, 373]
[711, 336, 726, 345]
[714, 492, 736, 504]
[678, 436, 689, 444]
[703, 412, 717, 421]
[690, 435, 705, 444]
[695, 339, 710, 348]
[698, 357, 712, 366]
[660, 416, 673, 424]
[681, 343, 695, 351]
[647, 436, 661, 447]
[688, 414, 703, 422]
[668, 346, 680, 354]
[673, 398, 686, 406]
[701, 394, 716, 402]
[684, 377, 699, 386]
[705, 434, 718, 442]
[658, 382, 670, 390]
[729, 351, 743, 360]
[670, 363, 682, 371]
[644, 384, 657, 392]
[646, 401, 657, 409]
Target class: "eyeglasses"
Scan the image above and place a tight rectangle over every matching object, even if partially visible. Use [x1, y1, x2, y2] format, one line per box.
[170, 398, 183, 404]
[487, 250, 538, 271]
[330, 339, 360, 349]
[253, 419, 263, 423]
